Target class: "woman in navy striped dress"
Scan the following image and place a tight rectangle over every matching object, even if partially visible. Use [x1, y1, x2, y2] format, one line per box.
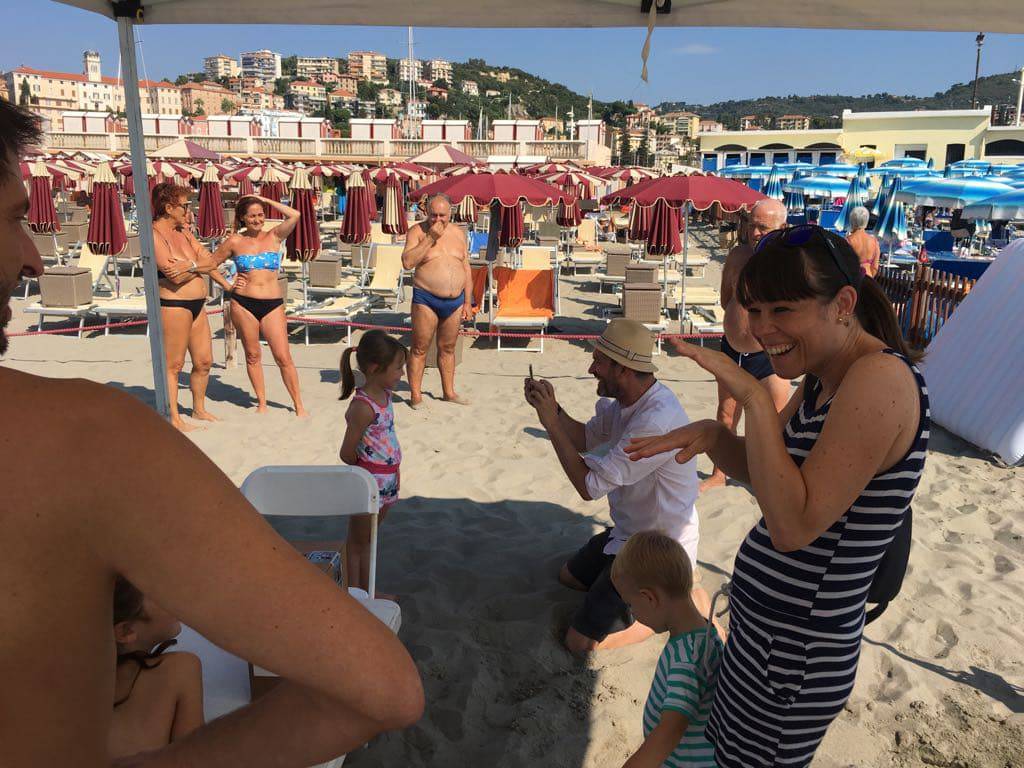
[628, 225, 929, 767]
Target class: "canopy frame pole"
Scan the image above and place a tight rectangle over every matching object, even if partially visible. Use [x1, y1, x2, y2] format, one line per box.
[680, 201, 690, 329]
[117, 13, 169, 417]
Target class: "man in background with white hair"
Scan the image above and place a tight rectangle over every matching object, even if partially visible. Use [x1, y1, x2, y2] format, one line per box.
[846, 205, 881, 278]
[705, 198, 792, 492]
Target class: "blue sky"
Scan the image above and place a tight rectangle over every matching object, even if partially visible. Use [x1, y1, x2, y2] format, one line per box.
[4, 1, 1024, 107]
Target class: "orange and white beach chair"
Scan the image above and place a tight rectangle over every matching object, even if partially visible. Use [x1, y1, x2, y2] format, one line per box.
[490, 265, 555, 353]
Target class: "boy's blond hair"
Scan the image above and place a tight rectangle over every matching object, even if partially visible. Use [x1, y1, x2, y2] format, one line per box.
[611, 530, 693, 598]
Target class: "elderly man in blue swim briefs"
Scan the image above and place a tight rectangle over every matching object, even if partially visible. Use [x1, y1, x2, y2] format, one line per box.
[402, 193, 474, 409]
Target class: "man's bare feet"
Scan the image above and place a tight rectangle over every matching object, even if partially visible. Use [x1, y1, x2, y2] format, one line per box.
[700, 470, 727, 493]
[295, 406, 310, 419]
[442, 394, 470, 406]
[192, 410, 219, 423]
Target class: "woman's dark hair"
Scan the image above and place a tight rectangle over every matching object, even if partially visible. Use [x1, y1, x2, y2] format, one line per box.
[112, 576, 173, 706]
[234, 195, 263, 232]
[0, 100, 40, 178]
[737, 229, 922, 363]
[151, 182, 190, 221]
[339, 330, 407, 400]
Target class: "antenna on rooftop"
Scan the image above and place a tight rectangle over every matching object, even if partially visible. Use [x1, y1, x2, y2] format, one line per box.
[406, 26, 416, 139]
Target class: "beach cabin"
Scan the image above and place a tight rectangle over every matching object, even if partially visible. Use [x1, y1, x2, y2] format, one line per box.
[61, 110, 118, 134]
[421, 119, 471, 142]
[492, 120, 543, 142]
[278, 116, 330, 138]
[141, 114, 186, 136]
[350, 118, 398, 140]
[207, 114, 261, 137]
[577, 119, 606, 146]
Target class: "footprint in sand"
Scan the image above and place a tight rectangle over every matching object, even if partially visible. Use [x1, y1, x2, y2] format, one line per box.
[934, 620, 959, 659]
[872, 655, 911, 703]
[994, 554, 1016, 575]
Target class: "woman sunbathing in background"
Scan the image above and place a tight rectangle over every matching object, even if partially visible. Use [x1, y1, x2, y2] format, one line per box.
[109, 577, 204, 761]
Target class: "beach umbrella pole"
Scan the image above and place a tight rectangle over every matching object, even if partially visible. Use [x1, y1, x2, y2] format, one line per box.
[681, 202, 690, 329]
[117, 14, 169, 417]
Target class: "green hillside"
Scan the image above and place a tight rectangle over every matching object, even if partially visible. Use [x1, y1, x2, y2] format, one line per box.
[657, 71, 1021, 130]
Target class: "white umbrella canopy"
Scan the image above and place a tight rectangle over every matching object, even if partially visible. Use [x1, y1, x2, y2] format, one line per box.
[55, 0, 1024, 31]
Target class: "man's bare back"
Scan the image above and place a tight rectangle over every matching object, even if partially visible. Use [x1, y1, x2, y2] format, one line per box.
[405, 220, 468, 299]
[722, 242, 761, 353]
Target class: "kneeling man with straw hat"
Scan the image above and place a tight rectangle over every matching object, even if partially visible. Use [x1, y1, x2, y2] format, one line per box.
[525, 319, 711, 654]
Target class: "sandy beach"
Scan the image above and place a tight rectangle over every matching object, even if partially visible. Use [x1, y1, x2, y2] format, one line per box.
[6, 231, 1023, 767]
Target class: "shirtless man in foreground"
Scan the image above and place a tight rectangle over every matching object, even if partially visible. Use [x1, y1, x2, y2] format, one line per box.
[402, 193, 473, 408]
[0, 100, 423, 768]
[704, 198, 791, 491]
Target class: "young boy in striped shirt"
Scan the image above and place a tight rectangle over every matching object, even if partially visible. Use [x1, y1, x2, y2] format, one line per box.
[611, 531, 724, 768]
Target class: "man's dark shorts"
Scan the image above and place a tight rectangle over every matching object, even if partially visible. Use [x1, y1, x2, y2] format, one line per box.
[720, 335, 775, 381]
[566, 528, 633, 642]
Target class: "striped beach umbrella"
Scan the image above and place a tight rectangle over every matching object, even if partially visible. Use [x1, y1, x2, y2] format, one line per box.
[962, 189, 1024, 221]
[834, 175, 868, 232]
[498, 202, 524, 248]
[196, 163, 225, 239]
[86, 162, 126, 256]
[381, 174, 409, 236]
[895, 178, 1013, 209]
[872, 176, 906, 242]
[762, 165, 784, 201]
[286, 167, 320, 262]
[784, 189, 805, 213]
[783, 175, 850, 200]
[339, 171, 371, 245]
[453, 195, 478, 223]
[556, 198, 583, 228]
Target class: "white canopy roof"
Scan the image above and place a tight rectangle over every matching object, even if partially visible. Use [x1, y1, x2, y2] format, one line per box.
[54, 0, 1024, 32]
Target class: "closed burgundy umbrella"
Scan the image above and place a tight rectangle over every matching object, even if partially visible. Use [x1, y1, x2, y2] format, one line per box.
[340, 171, 372, 245]
[361, 170, 379, 220]
[286, 167, 320, 262]
[87, 162, 127, 295]
[238, 177, 255, 197]
[498, 203, 524, 248]
[556, 199, 583, 228]
[627, 203, 651, 241]
[381, 174, 408, 236]
[645, 199, 681, 256]
[453, 195, 478, 223]
[28, 162, 60, 234]
[197, 163, 226, 239]
[259, 166, 289, 220]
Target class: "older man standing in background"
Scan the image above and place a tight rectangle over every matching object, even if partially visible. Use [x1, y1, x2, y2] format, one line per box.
[846, 206, 881, 278]
[704, 198, 792, 492]
[402, 193, 473, 408]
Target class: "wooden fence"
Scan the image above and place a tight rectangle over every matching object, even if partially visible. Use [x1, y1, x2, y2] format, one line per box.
[877, 263, 976, 348]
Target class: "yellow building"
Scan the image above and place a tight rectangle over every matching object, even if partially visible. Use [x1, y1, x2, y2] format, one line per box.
[659, 110, 701, 138]
[698, 107, 1024, 171]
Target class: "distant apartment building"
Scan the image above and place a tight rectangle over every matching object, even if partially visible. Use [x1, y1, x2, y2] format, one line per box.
[141, 80, 182, 115]
[626, 104, 655, 131]
[426, 59, 452, 85]
[399, 58, 423, 83]
[487, 70, 511, 83]
[484, 89, 501, 98]
[426, 84, 449, 102]
[460, 80, 479, 96]
[227, 75, 265, 94]
[337, 73, 359, 94]
[376, 88, 402, 108]
[241, 87, 283, 112]
[287, 80, 328, 113]
[699, 119, 724, 133]
[328, 88, 358, 109]
[659, 110, 701, 138]
[240, 50, 282, 82]
[180, 80, 235, 115]
[204, 54, 240, 80]
[405, 99, 427, 121]
[295, 57, 339, 81]
[776, 114, 811, 131]
[740, 115, 763, 131]
[348, 51, 387, 83]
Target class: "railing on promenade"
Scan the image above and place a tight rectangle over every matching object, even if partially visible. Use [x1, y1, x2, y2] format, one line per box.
[878, 263, 976, 347]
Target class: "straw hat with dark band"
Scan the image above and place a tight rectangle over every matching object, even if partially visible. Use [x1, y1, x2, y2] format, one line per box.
[591, 318, 658, 373]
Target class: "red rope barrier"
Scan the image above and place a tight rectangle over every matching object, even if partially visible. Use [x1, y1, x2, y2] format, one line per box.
[8, 308, 224, 337]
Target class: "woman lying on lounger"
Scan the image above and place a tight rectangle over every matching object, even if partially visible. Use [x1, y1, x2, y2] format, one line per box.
[213, 195, 308, 417]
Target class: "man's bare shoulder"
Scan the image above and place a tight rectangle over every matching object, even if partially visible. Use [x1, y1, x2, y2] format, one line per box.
[723, 242, 754, 272]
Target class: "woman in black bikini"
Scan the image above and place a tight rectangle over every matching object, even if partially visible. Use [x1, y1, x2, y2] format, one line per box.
[152, 183, 232, 433]
[215, 195, 308, 417]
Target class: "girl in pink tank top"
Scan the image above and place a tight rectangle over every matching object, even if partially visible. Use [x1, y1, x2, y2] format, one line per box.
[338, 331, 408, 594]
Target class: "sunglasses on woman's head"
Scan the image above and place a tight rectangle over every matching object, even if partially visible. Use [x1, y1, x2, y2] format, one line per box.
[753, 224, 855, 286]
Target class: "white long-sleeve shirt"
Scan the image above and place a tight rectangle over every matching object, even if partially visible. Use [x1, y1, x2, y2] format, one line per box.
[583, 381, 700, 563]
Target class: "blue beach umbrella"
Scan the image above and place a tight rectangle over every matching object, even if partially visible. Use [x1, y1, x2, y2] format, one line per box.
[871, 176, 901, 235]
[783, 175, 850, 199]
[880, 158, 927, 169]
[874, 177, 908, 244]
[895, 178, 1014, 208]
[867, 166, 938, 180]
[784, 188, 805, 212]
[835, 175, 868, 232]
[762, 165, 784, 200]
[814, 163, 861, 178]
[927, 158, 935, 169]
[718, 165, 773, 180]
[962, 189, 1024, 220]
[870, 173, 891, 216]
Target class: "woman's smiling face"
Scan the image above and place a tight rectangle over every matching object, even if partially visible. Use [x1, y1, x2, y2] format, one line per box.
[746, 296, 841, 380]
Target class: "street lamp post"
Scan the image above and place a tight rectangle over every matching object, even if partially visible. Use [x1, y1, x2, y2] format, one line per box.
[971, 32, 985, 109]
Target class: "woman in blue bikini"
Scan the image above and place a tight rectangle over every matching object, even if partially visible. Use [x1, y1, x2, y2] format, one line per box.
[215, 195, 308, 417]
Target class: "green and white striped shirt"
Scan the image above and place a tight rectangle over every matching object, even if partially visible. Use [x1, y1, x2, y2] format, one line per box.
[642, 626, 723, 767]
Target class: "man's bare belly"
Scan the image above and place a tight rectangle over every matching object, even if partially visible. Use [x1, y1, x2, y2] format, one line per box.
[413, 247, 466, 299]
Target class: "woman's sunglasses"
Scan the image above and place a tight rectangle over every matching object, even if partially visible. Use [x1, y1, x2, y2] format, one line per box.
[754, 224, 855, 286]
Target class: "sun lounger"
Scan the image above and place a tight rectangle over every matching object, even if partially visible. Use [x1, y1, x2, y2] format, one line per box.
[74, 243, 117, 294]
[22, 301, 97, 337]
[92, 293, 152, 336]
[470, 265, 489, 319]
[289, 294, 371, 345]
[29, 229, 66, 266]
[491, 266, 555, 353]
[362, 244, 405, 311]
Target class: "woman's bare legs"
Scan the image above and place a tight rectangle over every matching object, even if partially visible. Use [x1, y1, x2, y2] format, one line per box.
[231, 301, 267, 413]
[162, 306, 199, 432]
[260, 306, 308, 417]
[188, 310, 217, 422]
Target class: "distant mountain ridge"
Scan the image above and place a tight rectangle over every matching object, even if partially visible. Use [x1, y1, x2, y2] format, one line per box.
[656, 70, 1021, 129]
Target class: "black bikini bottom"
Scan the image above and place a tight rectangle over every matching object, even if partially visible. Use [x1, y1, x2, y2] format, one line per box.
[160, 297, 206, 321]
[231, 293, 284, 322]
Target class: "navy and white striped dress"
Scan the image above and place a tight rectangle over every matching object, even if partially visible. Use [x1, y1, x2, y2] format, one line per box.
[706, 349, 929, 767]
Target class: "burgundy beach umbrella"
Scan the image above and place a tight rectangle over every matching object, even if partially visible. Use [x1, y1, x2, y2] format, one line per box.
[259, 165, 290, 220]
[381, 174, 409, 236]
[340, 171, 372, 245]
[627, 203, 651, 242]
[361, 169, 379, 220]
[86, 162, 127, 256]
[286, 167, 320, 262]
[645, 199, 682, 256]
[238, 177, 255, 197]
[453, 195, 478, 223]
[498, 203, 524, 248]
[28, 162, 60, 234]
[556, 199, 583, 228]
[197, 163, 226, 240]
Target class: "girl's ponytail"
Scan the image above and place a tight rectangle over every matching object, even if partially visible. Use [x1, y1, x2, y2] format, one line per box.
[855, 277, 923, 364]
[339, 347, 357, 400]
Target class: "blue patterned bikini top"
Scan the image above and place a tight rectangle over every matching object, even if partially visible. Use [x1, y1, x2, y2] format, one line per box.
[235, 251, 281, 273]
